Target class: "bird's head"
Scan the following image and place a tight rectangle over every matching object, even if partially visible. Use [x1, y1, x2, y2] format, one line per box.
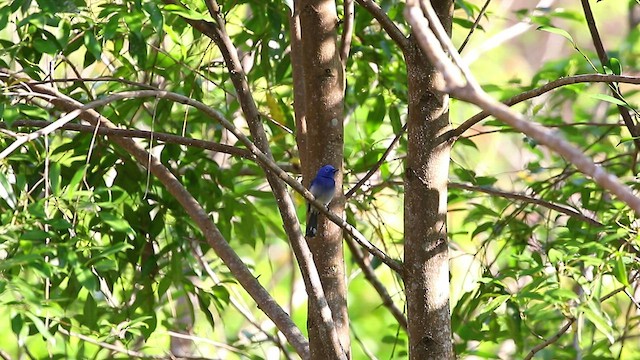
[317, 164, 338, 178]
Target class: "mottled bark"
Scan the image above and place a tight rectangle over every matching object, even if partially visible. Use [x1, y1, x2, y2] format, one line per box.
[298, 0, 349, 358]
[404, 0, 454, 359]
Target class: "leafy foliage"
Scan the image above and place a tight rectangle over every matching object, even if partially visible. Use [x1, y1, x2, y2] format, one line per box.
[0, 0, 639, 359]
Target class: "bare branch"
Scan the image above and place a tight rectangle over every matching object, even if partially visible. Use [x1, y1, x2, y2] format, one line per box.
[404, 0, 640, 215]
[523, 318, 576, 360]
[346, 123, 406, 199]
[1, 120, 253, 159]
[452, 74, 640, 138]
[462, 0, 555, 65]
[580, 0, 640, 151]
[449, 182, 602, 227]
[345, 235, 407, 329]
[356, 0, 409, 52]
[524, 285, 629, 359]
[58, 327, 166, 359]
[457, 0, 491, 53]
[0, 108, 83, 160]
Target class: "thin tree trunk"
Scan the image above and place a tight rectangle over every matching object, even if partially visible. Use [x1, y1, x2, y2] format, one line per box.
[298, 0, 349, 358]
[404, 0, 454, 358]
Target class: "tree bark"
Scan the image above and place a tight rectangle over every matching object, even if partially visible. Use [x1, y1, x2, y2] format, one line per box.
[404, 0, 454, 359]
[298, 0, 349, 358]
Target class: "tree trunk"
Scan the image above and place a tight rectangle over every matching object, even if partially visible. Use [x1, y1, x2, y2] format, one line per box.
[404, 0, 454, 359]
[297, 0, 349, 358]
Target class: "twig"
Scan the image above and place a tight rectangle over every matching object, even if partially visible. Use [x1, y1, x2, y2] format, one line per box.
[462, 0, 555, 65]
[355, 0, 409, 52]
[457, 0, 491, 53]
[1, 120, 253, 159]
[345, 235, 407, 329]
[0, 108, 83, 160]
[345, 123, 407, 199]
[404, 0, 640, 214]
[449, 182, 602, 226]
[340, 0, 355, 69]
[451, 74, 640, 138]
[185, 237, 293, 357]
[166, 330, 250, 356]
[523, 318, 575, 360]
[58, 327, 166, 359]
[580, 0, 640, 151]
[525, 285, 629, 359]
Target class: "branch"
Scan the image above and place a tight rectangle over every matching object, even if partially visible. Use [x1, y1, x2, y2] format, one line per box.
[457, 0, 491, 53]
[404, 0, 640, 214]
[452, 74, 640, 138]
[345, 123, 407, 199]
[344, 235, 407, 329]
[523, 318, 575, 360]
[340, 0, 355, 69]
[0, 108, 84, 160]
[58, 327, 166, 359]
[462, 0, 555, 65]
[580, 0, 640, 151]
[1, 120, 253, 159]
[355, 0, 409, 52]
[0, 73, 311, 358]
[524, 285, 628, 359]
[449, 182, 602, 227]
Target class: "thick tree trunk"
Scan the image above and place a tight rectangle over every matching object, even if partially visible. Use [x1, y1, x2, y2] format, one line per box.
[298, 0, 349, 358]
[404, 0, 454, 359]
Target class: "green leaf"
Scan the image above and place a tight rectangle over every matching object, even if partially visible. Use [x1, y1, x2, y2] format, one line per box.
[456, 137, 478, 150]
[608, 57, 622, 75]
[589, 93, 628, 107]
[83, 30, 102, 61]
[162, 4, 210, 21]
[24, 312, 55, 343]
[83, 293, 98, 330]
[366, 97, 386, 134]
[584, 301, 615, 344]
[98, 212, 132, 233]
[613, 254, 629, 286]
[196, 291, 216, 330]
[84, 242, 134, 266]
[537, 26, 575, 46]
[11, 314, 23, 336]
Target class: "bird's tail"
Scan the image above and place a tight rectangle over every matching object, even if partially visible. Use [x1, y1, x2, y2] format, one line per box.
[306, 210, 318, 237]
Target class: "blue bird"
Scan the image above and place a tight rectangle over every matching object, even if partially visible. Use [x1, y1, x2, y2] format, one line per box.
[306, 164, 339, 237]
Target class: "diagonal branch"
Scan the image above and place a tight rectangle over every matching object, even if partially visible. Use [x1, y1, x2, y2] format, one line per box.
[457, 0, 491, 53]
[523, 318, 575, 360]
[355, 0, 409, 52]
[580, 0, 640, 151]
[346, 123, 406, 199]
[344, 235, 407, 329]
[404, 0, 640, 214]
[451, 74, 640, 138]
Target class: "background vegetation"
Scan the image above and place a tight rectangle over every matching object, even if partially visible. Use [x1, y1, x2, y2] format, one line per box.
[0, 0, 639, 358]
